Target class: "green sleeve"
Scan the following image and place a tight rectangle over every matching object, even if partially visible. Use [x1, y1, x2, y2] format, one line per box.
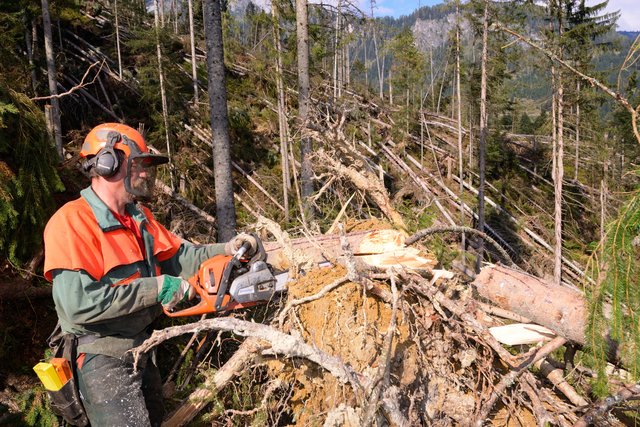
[160, 242, 228, 279]
[51, 269, 160, 327]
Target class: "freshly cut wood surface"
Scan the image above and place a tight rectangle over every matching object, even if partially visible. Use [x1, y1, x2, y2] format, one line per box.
[489, 323, 556, 346]
[264, 229, 436, 271]
[357, 229, 438, 269]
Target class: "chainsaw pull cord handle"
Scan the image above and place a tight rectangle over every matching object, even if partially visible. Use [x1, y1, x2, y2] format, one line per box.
[214, 241, 252, 311]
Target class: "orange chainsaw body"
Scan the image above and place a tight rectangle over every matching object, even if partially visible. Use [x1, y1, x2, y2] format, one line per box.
[164, 255, 261, 317]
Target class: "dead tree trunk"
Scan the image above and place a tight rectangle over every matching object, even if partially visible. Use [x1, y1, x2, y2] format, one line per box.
[476, 0, 489, 272]
[455, 0, 465, 251]
[388, 66, 393, 105]
[204, 0, 237, 241]
[23, 12, 38, 93]
[296, 0, 314, 220]
[188, 0, 199, 104]
[115, 0, 122, 79]
[332, 0, 341, 100]
[370, 1, 384, 99]
[271, 2, 290, 221]
[41, 0, 63, 160]
[153, 0, 175, 189]
[600, 160, 608, 241]
[553, 69, 564, 286]
[574, 80, 580, 181]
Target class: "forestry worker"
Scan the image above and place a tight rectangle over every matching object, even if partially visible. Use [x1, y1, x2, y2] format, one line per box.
[43, 123, 259, 426]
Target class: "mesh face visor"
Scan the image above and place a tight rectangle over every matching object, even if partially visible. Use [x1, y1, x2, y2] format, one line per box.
[122, 135, 168, 200]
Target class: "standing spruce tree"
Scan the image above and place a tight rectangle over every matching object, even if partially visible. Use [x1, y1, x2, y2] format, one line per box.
[204, 0, 236, 241]
[388, 28, 425, 134]
[0, 3, 63, 264]
[562, 0, 617, 181]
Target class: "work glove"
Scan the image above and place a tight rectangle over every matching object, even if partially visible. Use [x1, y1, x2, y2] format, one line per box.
[225, 233, 260, 257]
[156, 275, 195, 311]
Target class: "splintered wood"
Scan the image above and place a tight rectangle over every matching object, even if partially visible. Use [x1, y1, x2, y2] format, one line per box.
[356, 229, 437, 269]
[264, 228, 437, 272]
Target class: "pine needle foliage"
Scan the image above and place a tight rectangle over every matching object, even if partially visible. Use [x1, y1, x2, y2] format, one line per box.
[586, 183, 640, 395]
[17, 386, 58, 426]
[0, 83, 63, 264]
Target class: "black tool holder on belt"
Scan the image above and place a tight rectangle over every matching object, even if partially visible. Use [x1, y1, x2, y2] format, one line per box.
[46, 324, 89, 427]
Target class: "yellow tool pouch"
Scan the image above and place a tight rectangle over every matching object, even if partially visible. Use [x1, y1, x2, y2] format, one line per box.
[42, 324, 89, 427]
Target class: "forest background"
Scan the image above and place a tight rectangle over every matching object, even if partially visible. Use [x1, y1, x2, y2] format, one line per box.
[1, 0, 640, 425]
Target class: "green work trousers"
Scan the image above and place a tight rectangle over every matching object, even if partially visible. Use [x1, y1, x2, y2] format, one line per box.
[77, 352, 164, 426]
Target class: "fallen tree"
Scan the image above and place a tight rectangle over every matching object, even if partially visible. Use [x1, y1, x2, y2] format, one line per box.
[473, 264, 626, 365]
[128, 229, 638, 426]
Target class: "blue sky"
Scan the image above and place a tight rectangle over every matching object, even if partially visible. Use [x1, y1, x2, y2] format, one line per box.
[367, 0, 441, 18]
[366, 0, 638, 30]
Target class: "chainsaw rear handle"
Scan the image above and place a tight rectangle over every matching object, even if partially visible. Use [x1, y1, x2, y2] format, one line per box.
[163, 241, 253, 317]
[163, 285, 215, 317]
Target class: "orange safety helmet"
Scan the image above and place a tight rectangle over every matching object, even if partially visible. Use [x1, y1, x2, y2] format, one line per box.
[81, 123, 148, 159]
[81, 123, 168, 199]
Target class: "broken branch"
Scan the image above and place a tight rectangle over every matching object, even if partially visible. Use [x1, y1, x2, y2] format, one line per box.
[32, 61, 104, 101]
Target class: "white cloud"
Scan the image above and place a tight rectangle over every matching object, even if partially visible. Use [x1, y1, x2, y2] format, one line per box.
[605, 0, 640, 31]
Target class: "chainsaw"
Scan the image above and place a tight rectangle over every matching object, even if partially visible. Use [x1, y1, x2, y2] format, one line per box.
[164, 239, 288, 317]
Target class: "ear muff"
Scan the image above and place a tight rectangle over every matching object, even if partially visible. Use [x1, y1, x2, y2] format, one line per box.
[84, 131, 122, 177]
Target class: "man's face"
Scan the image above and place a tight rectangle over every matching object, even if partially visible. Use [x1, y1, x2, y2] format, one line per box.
[127, 157, 158, 200]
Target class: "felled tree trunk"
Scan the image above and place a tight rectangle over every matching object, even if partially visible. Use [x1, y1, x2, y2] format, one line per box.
[162, 337, 265, 427]
[474, 265, 585, 344]
[263, 229, 435, 272]
[474, 265, 621, 363]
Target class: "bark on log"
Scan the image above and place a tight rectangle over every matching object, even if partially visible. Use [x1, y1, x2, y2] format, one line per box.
[474, 265, 621, 362]
[474, 265, 586, 344]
